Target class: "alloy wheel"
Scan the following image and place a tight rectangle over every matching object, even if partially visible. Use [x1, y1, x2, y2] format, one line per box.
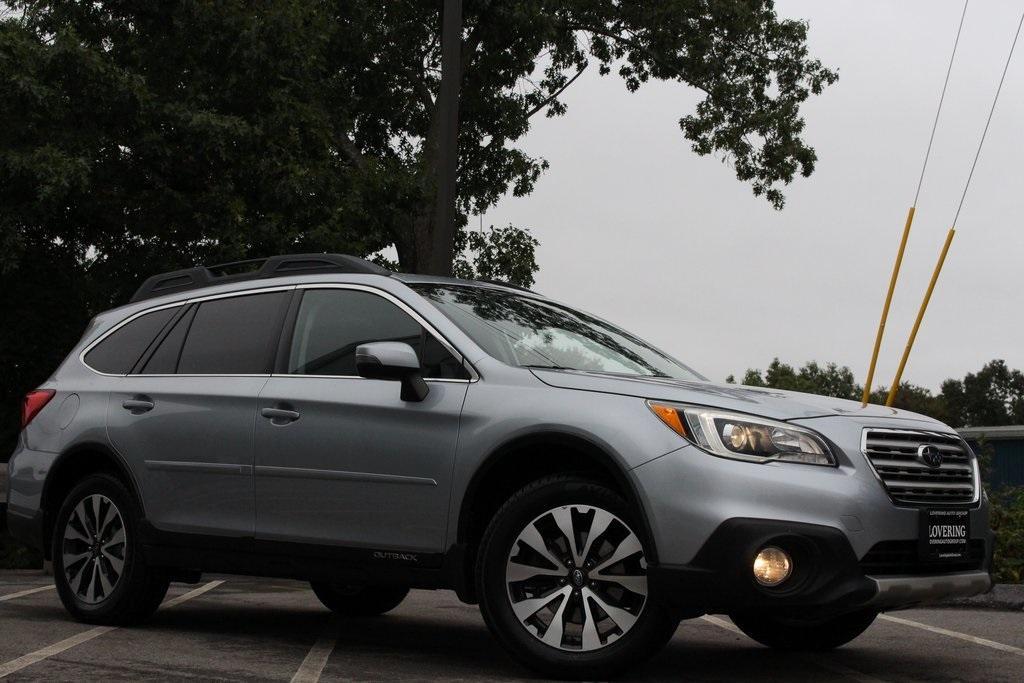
[62, 494, 127, 605]
[505, 504, 648, 652]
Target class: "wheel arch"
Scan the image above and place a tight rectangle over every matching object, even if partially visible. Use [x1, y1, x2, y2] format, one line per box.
[41, 442, 144, 560]
[456, 431, 658, 566]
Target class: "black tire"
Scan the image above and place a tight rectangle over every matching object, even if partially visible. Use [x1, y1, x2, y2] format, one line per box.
[310, 582, 409, 616]
[729, 609, 878, 651]
[476, 475, 678, 680]
[52, 474, 170, 625]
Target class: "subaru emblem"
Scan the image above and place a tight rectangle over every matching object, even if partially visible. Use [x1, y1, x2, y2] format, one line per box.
[917, 444, 943, 468]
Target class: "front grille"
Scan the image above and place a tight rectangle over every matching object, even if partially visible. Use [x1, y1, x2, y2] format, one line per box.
[860, 540, 986, 575]
[861, 429, 977, 506]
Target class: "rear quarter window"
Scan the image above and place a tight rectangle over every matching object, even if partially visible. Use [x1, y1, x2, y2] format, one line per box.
[83, 307, 179, 374]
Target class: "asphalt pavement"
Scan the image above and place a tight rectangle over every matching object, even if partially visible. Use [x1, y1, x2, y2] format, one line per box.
[1, 571, 1022, 681]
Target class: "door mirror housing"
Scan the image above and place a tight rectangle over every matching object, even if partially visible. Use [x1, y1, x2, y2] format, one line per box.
[355, 342, 429, 402]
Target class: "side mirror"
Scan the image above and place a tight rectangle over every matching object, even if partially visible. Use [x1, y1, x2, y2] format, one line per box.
[355, 341, 429, 402]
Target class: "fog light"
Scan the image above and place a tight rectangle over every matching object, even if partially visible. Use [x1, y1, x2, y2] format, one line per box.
[753, 546, 792, 587]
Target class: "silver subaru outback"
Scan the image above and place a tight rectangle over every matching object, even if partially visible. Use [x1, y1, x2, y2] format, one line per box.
[6, 254, 992, 679]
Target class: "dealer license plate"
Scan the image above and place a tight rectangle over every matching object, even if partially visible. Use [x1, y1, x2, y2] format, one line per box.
[919, 508, 970, 562]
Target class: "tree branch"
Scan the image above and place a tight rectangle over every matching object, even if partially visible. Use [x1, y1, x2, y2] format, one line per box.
[524, 61, 588, 119]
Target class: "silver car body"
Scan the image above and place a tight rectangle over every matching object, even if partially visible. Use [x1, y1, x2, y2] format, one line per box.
[5, 270, 992, 611]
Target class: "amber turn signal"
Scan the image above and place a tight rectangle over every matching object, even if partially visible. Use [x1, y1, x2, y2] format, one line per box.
[648, 402, 687, 437]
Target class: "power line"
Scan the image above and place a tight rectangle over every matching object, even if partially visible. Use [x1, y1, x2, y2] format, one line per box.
[951, 6, 1024, 228]
[914, 0, 969, 206]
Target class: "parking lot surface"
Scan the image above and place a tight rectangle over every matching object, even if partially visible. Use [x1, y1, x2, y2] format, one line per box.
[1, 571, 1022, 681]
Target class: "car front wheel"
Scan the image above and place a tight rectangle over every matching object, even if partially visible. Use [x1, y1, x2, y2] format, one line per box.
[476, 476, 677, 680]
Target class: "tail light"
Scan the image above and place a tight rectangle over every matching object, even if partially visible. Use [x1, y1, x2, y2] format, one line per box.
[21, 389, 56, 429]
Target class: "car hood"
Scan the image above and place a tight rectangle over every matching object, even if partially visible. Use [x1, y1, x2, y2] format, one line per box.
[529, 369, 945, 425]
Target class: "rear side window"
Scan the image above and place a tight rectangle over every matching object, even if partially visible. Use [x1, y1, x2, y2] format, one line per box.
[84, 307, 178, 374]
[140, 306, 196, 374]
[177, 292, 289, 374]
[287, 289, 469, 379]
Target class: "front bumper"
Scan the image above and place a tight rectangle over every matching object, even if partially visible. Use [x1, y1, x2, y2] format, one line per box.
[648, 517, 993, 617]
[633, 415, 993, 614]
[866, 571, 991, 607]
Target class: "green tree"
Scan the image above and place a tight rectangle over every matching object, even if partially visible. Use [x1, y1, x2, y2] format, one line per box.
[940, 360, 1024, 428]
[3, 0, 837, 281]
[867, 383, 948, 424]
[729, 358, 858, 399]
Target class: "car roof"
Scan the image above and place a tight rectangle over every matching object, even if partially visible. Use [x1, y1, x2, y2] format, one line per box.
[130, 253, 537, 304]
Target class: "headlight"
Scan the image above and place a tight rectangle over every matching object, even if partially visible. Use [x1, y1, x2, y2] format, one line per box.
[648, 402, 835, 466]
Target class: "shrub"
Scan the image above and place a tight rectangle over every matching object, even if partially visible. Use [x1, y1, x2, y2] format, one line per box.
[989, 488, 1024, 584]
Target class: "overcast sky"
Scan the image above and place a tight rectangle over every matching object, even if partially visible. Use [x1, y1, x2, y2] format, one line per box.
[480, 0, 1024, 392]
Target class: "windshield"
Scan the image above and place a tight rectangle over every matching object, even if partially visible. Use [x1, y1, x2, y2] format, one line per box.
[412, 284, 704, 381]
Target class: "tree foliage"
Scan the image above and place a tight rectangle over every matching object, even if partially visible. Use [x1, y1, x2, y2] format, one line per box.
[2, 0, 836, 280]
[732, 359, 858, 399]
[988, 487, 1024, 583]
[940, 360, 1024, 428]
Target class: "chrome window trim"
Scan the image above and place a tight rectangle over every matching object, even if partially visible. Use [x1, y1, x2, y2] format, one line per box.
[80, 282, 479, 381]
[79, 285, 297, 377]
[859, 427, 981, 507]
[79, 300, 187, 377]
[268, 374, 472, 384]
[124, 374, 273, 379]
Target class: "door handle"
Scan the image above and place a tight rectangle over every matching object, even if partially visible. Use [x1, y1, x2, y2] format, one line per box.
[122, 398, 154, 413]
[261, 407, 301, 423]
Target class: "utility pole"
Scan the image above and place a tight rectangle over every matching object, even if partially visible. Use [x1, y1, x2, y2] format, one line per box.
[430, 0, 463, 276]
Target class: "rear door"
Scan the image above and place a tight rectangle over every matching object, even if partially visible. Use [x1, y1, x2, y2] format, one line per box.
[254, 285, 471, 553]
[106, 288, 291, 538]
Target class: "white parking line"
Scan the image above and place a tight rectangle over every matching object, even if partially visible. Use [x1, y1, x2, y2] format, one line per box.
[290, 633, 337, 683]
[0, 625, 116, 679]
[0, 579, 225, 679]
[162, 579, 224, 608]
[0, 585, 55, 602]
[879, 614, 1024, 656]
[700, 615, 889, 683]
[700, 614, 742, 634]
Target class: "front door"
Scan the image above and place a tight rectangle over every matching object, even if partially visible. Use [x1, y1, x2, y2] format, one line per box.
[254, 286, 471, 553]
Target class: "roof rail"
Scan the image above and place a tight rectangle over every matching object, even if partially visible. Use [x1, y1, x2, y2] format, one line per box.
[129, 253, 390, 303]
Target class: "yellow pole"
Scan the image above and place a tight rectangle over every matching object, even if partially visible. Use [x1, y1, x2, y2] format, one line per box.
[886, 227, 956, 406]
[861, 207, 916, 406]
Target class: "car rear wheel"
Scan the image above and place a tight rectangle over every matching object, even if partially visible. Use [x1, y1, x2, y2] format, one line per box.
[310, 582, 409, 616]
[476, 475, 677, 680]
[729, 609, 878, 651]
[53, 474, 169, 625]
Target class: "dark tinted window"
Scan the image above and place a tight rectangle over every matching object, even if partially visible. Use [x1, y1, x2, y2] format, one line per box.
[140, 306, 196, 374]
[287, 289, 468, 379]
[421, 334, 470, 379]
[84, 307, 178, 374]
[177, 292, 288, 374]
